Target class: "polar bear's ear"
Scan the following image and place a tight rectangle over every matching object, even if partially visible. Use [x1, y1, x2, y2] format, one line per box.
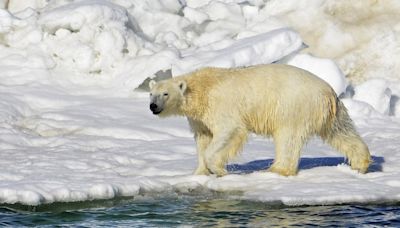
[149, 80, 156, 89]
[178, 81, 187, 94]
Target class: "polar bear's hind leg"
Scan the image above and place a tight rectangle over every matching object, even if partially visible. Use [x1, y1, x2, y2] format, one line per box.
[268, 127, 307, 176]
[322, 101, 371, 173]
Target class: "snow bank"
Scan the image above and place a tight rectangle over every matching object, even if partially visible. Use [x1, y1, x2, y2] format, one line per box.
[38, 1, 145, 75]
[3, 0, 400, 85]
[353, 79, 392, 115]
[341, 99, 383, 120]
[172, 28, 304, 75]
[0, 0, 305, 95]
[284, 53, 347, 95]
[258, 0, 400, 85]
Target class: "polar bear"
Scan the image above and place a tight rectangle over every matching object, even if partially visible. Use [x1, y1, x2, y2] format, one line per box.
[149, 64, 371, 176]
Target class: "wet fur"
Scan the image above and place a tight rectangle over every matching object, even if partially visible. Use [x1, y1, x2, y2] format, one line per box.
[150, 64, 371, 176]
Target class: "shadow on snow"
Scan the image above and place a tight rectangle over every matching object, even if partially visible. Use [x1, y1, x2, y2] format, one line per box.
[227, 156, 384, 174]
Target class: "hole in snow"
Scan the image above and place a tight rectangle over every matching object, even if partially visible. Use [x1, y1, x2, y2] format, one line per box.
[135, 69, 172, 92]
[340, 84, 355, 99]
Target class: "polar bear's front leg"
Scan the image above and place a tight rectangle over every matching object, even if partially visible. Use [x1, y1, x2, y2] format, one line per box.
[194, 134, 212, 175]
[204, 129, 247, 176]
[188, 118, 213, 175]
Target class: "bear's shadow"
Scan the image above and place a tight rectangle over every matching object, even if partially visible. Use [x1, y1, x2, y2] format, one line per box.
[227, 156, 384, 174]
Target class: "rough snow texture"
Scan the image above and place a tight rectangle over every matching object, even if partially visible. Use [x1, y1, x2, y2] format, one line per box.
[353, 79, 392, 115]
[0, 0, 400, 206]
[172, 28, 303, 75]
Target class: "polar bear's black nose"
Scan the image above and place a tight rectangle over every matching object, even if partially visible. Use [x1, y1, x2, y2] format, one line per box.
[150, 103, 158, 111]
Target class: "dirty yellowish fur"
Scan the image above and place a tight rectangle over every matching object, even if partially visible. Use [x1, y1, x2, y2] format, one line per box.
[150, 64, 371, 176]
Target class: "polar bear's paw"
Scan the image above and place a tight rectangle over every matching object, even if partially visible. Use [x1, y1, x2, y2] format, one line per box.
[208, 165, 228, 177]
[194, 167, 211, 175]
[268, 164, 297, 176]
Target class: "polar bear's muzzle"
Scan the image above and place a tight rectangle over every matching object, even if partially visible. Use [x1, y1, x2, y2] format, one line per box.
[150, 95, 165, 115]
[150, 102, 162, 114]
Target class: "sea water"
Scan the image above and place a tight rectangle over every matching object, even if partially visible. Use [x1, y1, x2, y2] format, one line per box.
[1, 196, 399, 227]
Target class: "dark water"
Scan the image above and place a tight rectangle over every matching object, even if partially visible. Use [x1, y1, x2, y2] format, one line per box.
[1, 196, 399, 227]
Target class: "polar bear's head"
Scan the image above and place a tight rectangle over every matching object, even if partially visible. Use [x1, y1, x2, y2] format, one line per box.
[149, 79, 187, 117]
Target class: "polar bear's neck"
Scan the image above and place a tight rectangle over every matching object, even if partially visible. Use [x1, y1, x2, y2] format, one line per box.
[177, 71, 218, 120]
[181, 89, 208, 120]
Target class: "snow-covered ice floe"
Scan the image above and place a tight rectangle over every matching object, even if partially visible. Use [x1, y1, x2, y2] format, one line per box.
[0, 0, 400, 206]
[1, 95, 400, 206]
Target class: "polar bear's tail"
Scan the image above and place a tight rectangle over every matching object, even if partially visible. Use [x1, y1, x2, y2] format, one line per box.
[323, 99, 371, 173]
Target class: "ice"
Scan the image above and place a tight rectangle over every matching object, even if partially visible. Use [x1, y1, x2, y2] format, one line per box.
[0, 92, 399, 206]
[0, 0, 400, 206]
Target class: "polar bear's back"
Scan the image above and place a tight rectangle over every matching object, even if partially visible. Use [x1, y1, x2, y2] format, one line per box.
[190, 64, 338, 135]
[213, 64, 333, 95]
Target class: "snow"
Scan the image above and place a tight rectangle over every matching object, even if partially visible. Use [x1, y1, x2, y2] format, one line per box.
[0, 0, 400, 206]
[172, 28, 304, 75]
[353, 79, 392, 115]
[284, 53, 347, 96]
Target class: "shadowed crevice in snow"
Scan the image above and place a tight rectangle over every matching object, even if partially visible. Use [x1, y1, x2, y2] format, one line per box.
[389, 95, 399, 116]
[227, 156, 384, 174]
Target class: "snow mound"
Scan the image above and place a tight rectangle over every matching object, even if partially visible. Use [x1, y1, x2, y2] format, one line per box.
[341, 99, 383, 119]
[257, 0, 400, 85]
[172, 28, 304, 75]
[38, 1, 145, 75]
[285, 53, 347, 96]
[0, 1, 306, 96]
[353, 79, 392, 115]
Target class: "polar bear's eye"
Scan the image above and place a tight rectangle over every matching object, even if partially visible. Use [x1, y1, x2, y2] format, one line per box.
[163, 93, 169, 96]
[149, 93, 152, 96]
